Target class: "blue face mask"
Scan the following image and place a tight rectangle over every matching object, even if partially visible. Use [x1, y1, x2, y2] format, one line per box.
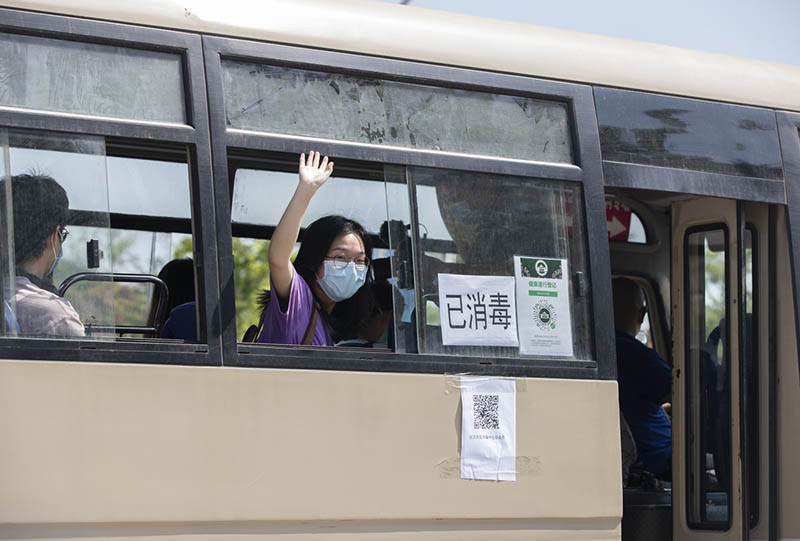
[317, 260, 367, 302]
[46, 243, 63, 280]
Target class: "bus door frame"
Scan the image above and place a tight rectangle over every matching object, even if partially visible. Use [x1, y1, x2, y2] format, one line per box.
[671, 197, 744, 541]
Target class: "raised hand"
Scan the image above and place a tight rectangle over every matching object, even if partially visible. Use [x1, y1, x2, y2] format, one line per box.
[298, 150, 334, 191]
[268, 151, 335, 305]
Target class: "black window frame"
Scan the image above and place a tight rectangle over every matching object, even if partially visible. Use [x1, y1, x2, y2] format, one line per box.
[741, 222, 759, 530]
[0, 8, 222, 366]
[684, 222, 732, 531]
[203, 35, 615, 379]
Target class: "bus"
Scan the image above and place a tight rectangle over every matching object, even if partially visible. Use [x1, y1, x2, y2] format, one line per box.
[0, 1, 798, 540]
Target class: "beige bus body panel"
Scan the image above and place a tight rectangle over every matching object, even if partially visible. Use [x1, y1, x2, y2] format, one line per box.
[0, 361, 622, 539]
[1, 0, 800, 112]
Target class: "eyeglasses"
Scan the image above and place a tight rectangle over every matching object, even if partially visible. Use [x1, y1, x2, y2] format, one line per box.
[325, 255, 370, 271]
[58, 227, 69, 243]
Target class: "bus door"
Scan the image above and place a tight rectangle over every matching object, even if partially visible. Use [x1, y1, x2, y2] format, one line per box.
[672, 197, 747, 540]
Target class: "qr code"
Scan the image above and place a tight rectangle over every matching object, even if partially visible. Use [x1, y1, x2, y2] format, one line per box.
[473, 394, 500, 429]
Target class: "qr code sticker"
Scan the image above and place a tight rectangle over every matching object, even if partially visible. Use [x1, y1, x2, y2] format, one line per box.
[473, 394, 500, 430]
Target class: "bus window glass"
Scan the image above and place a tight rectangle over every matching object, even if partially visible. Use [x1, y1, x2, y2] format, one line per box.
[222, 61, 573, 164]
[629, 212, 646, 243]
[744, 227, 758, 528]
[0, 128, 114, 340]
[104, 152, 194, 340]
[0, 32, 186, 124]
[107, 156, 191, 218]
[109, 229, 192, 332]
[230, 165, 393, 343]
[388, 167, 593, 361]
[606, 198, 647, 244]
[0, 129, 14, 336]
[596, 87, 783, 180]
[685, 227, 730, 529]
[636, 309, 653, 347]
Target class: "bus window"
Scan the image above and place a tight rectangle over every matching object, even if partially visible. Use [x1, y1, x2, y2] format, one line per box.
[636, 309, 654, 348]
[0, 127, 197, 341]
[0, 31, 186, 123]
[0, 128, 114, 339]
[229, 157, 392, 345]
[387, 167, 594, 361]
[596, 87, 784, 180]
[606, 198, 647, 244]
[685, 226, 730, 529]
[222, 60, 573, 164]
[103, 152, 193, 337]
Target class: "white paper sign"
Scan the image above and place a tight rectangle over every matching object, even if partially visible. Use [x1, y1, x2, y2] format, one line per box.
[437, 274, 518, 347]
[514, 256, 574, 357]
[460, 376, 517, 481]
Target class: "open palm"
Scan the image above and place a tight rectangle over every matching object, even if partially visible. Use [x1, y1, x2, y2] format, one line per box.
[298, 150, 334, 190]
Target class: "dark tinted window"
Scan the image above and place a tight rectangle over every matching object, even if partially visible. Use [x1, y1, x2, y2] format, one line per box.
[597, 87, 783, 180]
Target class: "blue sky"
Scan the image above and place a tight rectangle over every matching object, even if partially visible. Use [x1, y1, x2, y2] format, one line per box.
[379, 0, 800, 67]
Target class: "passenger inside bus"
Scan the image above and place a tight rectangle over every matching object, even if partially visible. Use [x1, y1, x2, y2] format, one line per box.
[256, 151, 376, 346]
[335, 280, 394, 348]
[157, 257, 197, 341]
[612, 277, 672, 480]
[1, 174, 84, 337]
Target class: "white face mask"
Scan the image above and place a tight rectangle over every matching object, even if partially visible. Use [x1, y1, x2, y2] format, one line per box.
[317, 260, 367, 302]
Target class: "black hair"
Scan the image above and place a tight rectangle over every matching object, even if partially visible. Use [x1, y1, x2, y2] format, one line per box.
[0, 174, 69, 265]
[157, 257, 196, 312]
[294, 215, 375, 342]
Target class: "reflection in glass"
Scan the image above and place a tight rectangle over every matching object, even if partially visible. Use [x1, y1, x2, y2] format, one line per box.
[388, 167, 593, 360]
[0, 32, 186, 123]
[596, 87, 783, 180]
[685, 227, 730, 528]
[222, 61, 573, 163]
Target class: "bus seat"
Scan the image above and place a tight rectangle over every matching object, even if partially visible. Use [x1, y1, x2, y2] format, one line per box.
[621, 413, 671, 541]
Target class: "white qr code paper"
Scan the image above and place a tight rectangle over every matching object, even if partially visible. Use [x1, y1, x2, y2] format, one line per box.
[460, 376, 516, 481]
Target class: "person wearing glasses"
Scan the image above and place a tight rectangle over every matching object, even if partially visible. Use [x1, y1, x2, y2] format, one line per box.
[257, 152, 375, 346]
[1, 174, 84, 337]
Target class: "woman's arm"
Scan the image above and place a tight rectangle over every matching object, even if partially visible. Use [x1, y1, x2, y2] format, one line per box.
[268, 151, 334, 306]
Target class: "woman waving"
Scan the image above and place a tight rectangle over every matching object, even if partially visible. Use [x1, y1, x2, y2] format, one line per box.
[258, 151, 374, 346]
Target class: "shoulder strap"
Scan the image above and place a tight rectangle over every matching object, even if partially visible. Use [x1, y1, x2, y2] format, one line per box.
[301, 304, 319, 346]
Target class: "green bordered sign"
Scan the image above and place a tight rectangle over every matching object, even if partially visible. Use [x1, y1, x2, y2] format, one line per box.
[514, 256, 573, 357]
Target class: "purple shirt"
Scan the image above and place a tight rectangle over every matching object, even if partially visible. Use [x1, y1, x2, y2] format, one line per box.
[257, 265, 334, 346]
